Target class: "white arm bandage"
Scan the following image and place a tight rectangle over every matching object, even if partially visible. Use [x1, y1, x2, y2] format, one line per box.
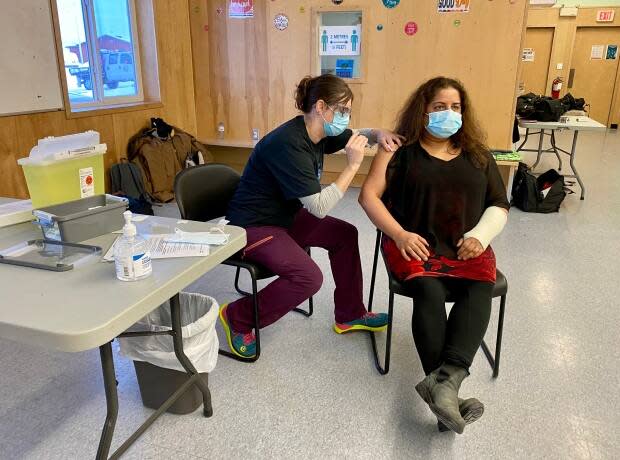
[299, 183, 344, 219]
[463, 206, 508, 250]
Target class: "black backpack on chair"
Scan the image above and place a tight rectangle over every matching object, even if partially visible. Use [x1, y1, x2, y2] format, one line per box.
[512, 162, 568, 213]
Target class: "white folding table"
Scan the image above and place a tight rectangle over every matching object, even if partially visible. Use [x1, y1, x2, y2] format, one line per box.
[517, 117, 606, 200]
[0, 211, 245, 459]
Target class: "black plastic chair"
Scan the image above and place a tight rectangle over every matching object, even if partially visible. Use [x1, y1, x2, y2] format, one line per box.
[367, 229, 506, 377]
[174, 164, 313, 363]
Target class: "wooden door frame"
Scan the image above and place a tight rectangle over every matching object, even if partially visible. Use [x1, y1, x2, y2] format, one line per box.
[606, 28, 620, 127]
[523, 25, 558, 95]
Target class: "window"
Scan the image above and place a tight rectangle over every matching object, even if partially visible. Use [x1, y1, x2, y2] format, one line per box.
[56, 0, 144, 108]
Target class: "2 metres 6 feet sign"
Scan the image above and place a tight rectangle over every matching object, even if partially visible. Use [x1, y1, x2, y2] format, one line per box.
[319, 26, 362, 56]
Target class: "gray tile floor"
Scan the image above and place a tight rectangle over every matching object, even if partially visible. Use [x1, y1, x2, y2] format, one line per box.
[1, 128, 619, 459]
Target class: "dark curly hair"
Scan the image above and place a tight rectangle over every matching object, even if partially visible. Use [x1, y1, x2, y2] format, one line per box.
[395, 76, 489, 168]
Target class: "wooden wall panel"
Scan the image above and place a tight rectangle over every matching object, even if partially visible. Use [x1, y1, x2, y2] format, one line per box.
[189, 1, 214, 143]
[0, 117, 25, 197]
[191, 1, 528, 151]
[265, 3, 313, 130]
[190, 0, 274, 141]
[0, 0, 197, 199]
[154, 0, 197, 134]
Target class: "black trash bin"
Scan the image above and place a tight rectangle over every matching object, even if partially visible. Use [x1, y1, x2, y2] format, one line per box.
[119, 292, 219, 414]
[133, 360, 207, 414]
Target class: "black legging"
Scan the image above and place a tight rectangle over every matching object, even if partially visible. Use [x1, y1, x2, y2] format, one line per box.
[408, 277, 493, 374]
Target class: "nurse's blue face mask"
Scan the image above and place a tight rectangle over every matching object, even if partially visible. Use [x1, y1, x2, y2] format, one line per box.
[322, 104, 350, 137]
[425, 109, 462, 139]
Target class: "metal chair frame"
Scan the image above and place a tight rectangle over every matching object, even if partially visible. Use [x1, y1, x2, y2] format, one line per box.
[174, 164, 313, 364]
[217, 254, 314, 363]
[366, 230, 506, 377]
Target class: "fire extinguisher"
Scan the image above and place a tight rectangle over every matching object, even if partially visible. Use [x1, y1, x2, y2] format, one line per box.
[551, 76, 563, 99]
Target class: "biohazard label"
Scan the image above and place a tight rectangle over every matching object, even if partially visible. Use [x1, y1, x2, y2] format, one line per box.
[79, 167, 95, 198]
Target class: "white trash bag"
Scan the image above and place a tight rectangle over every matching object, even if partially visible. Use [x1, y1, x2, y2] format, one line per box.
[119, 292, 219, 373]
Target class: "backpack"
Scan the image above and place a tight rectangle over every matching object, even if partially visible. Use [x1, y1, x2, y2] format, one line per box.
[127, 120, 213, 202]
[533, 97, 565, 122]
[560, 93, 587, 112]
[516, 92, 540, 119]
[109, 161, 154, 215]
[511, 162, 567, 213]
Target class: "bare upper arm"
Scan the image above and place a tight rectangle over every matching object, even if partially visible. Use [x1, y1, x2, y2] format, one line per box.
[360, 146, 395, 202]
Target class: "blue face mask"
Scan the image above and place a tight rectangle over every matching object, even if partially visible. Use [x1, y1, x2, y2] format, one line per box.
[425, 110, 462, 139]
[323, 109, 350, 137]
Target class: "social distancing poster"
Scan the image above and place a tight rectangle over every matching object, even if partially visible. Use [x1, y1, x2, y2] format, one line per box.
[319, 26, 361, 56]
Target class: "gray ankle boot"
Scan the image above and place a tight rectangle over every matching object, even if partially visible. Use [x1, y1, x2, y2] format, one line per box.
[437, 398, 484, 432]
[415, 363, 469, 434]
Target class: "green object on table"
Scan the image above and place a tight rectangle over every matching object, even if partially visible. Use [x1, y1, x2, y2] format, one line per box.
[492, 151, 521, 161]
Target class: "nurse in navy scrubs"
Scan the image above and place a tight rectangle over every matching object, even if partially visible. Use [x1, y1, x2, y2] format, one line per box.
[220, 74, 404, 358]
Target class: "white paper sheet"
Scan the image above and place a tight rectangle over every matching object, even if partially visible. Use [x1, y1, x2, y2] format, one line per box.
[103, 234, 210, 261]
[591, 45, 605, 59]
[522, 48, 535, 62]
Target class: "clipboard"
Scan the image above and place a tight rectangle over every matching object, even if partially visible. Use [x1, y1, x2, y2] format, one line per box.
[0, 239, 102, 272]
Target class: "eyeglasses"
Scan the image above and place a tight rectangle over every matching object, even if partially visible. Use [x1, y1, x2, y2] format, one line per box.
[329, 105, 352, 116]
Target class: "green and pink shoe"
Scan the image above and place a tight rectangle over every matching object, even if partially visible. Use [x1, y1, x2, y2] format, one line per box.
[219, 303, 256, 358]
[334, 312, 388, 334]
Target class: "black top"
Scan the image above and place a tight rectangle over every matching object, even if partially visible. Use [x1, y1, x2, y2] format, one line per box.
[226, 116, 352, 228]
[382, 142, 510, 259]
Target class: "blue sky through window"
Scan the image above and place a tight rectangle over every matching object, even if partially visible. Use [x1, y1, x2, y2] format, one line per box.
[93, 0, 131, 41]
[57, 0, 130, 45]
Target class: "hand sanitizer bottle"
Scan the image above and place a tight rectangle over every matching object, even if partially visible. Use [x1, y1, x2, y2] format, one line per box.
[114, 210, 152, 281]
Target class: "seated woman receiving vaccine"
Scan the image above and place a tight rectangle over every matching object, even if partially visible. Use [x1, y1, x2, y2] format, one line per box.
[359, 77, 509, 434]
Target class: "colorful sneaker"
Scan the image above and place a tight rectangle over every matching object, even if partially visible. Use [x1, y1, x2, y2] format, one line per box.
[219, 303, 256, 358]
[333, 311, 388, 334]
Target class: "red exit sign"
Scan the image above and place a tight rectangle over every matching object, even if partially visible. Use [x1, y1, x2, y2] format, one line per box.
[597, 10, 615, 22]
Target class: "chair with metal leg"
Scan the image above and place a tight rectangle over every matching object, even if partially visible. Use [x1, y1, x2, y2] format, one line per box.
[366, 229, 507, 377]
[174, 164, 313, 363]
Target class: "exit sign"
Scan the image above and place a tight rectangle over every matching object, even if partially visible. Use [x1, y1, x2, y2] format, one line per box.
[597, 10, 615, 22]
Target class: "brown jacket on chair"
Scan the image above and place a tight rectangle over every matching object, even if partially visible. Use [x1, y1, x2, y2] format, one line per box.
[128, 128, 213, 202]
